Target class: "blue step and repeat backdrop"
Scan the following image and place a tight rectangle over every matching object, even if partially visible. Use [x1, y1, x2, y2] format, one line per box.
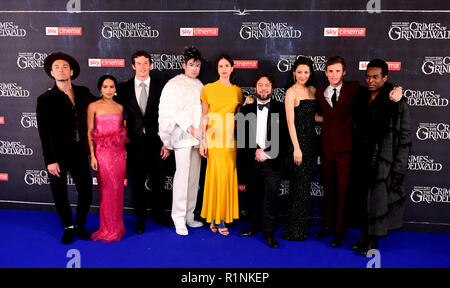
[0, 1, 449, 232]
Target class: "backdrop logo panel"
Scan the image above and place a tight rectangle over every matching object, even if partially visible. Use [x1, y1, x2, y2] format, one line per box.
[239, 22, 301, 40]
[0, 116, 4, 125]
[0, 83, 30, 98]
[408, 155, 443, 171]
[46, 27, 82, 36]
[422, 56, 450, 75]
[88, 58, 125, 67]
[324, 27, 366, 37]
[0, 173, 8, 181]
[234, 60, 258, 69]
[388, 22, 450, 41]
[150, 54, 184, 71]
[410, 186, 450, 204]
[0, 22, 26, 37]
[277, 55, 326, 72]
[24, 170, 49, 186]
[101, 22, 159, 39]
[311, 182, 324, 197]
[416, 123, 450, 141]
[20, 113, 37, 129]
[179, 27, 219, 37]
[405, 89, 448, 107]
[17, 52, 48, 69]
[24, 170, 75, 186]
[0, 140, 33, 156]
[359, 61, 402, 70]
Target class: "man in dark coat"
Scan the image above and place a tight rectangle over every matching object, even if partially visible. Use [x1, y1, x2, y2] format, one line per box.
[351, 59, 411, 256]
[238, 73, 288, 248]
[36, 52, 96, 244]
[115, 50, 170, 234]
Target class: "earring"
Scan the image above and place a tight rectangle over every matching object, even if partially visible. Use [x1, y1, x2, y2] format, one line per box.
[99, 92, 103, 97]
[114, 92, 117, 96]
[293, 75, 296, 83]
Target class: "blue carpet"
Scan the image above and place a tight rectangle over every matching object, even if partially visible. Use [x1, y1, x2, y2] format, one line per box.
[0, 209, 449, 268]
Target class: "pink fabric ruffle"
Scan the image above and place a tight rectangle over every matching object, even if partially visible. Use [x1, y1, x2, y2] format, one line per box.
[91, 127, 129, 148]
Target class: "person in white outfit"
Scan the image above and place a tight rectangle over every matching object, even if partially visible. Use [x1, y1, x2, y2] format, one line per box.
[158, 46, 204, 235]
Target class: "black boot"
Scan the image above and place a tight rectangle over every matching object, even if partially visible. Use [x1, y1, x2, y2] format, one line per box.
[360, 235, 379, 256]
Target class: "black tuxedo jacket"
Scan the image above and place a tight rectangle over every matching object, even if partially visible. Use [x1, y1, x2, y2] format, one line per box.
[36, 83, 96, 166]
[116, 72, 165, 150]
[238, 99, 288, 170]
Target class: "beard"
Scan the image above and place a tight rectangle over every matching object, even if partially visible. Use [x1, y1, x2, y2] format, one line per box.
[256, 91, 272, 101]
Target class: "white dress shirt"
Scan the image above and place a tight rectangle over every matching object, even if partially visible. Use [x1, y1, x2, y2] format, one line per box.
[256, 99, 270, 149]
[324, 83, 343, 107]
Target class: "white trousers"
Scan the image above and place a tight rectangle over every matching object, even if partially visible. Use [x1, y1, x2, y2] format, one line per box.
[171, 146, 201, 227]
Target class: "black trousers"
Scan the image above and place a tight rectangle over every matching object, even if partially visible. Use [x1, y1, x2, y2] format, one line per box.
[48, 143, 92, 228]
[127, 135, 165, 224]
[246, 160, 281, 238]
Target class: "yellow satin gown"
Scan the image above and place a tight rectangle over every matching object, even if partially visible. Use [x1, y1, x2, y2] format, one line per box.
[200, 80, 243, 224]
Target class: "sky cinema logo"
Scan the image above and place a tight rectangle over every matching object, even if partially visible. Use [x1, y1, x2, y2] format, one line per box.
[179, 27, 219, 37]
[234, 60, 258, 69]
[150, 53, 184, 71]
[240, 22, 301, 40]
[88, 58, 125, 67]
[388, 22, 450, 41]
[324, 27, 366, 37]
[102, 22, 159, 39]
[0, 83, 30, 98]
[277, 55, 326, 72]
[46, 27, 82, 36]
[0, 173, 8, 181]
[359, 61, 402, 71]
[0, 22, 26, 37]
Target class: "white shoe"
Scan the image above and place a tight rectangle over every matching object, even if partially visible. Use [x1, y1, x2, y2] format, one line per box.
[175, 226, 188, 236]
[186, 219, 204, 228]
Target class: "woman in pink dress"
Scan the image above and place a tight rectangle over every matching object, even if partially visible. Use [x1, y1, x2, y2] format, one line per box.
[87, 75, 128, 242]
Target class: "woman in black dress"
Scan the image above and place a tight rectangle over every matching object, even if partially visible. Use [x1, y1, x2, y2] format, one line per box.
[283, 57, 323, 241]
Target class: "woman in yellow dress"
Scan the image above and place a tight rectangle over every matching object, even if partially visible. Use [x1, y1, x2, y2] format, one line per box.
[200, 54, 243, 236]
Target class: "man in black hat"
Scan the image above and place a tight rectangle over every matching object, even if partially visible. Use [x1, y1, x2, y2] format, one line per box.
[36, 52, 96, 244]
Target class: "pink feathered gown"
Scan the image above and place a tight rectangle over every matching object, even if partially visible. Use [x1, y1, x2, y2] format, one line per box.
[90, 113, 128, 243]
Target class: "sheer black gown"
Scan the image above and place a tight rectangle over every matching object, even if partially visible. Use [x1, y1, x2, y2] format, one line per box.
[283, 99, 317, 241]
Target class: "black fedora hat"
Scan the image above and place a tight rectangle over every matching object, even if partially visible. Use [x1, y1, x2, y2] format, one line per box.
[44, 52, 80, 80]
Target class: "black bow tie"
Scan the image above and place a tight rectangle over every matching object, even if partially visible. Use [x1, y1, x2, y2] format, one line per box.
[258, 101, 270, 111]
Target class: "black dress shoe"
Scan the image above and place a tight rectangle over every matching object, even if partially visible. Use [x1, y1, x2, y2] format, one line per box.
[350, 236, 366, 251]
[314, 226, 333, 238]
[135, 223, 146, 234]
[265, 236, 279, 249]
[61, 227, 75, 244]
[360, 236, 379, 256]
[330, 234, 344, 248]
[240, 226, 260, 237]
[75, 226, 91, 240]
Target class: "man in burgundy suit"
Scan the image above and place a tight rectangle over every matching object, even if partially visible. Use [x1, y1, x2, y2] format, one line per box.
[314, 56, 402, 247]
